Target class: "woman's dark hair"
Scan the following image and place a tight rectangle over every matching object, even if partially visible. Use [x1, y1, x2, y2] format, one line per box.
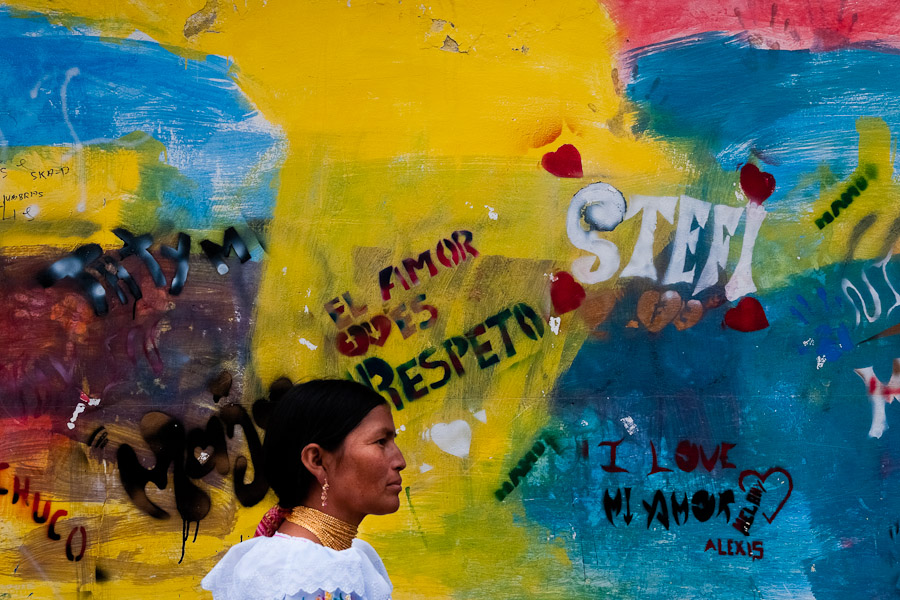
[263, 378, 387, 508]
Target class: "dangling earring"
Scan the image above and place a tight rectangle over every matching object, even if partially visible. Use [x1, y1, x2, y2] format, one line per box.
[321, 477, 329, 508]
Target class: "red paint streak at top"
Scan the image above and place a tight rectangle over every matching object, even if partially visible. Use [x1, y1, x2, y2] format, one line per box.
[603, 0, 900, 52]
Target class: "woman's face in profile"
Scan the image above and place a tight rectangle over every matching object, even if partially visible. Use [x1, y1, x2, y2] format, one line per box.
[328, 404, 406, 519]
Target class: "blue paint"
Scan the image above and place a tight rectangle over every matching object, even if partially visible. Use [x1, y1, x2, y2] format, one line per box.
[530, 258, 900, 597]
[626, 33, 900, 205]
[0, 9, 285, 230]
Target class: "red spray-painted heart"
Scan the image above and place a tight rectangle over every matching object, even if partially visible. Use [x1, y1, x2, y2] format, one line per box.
[738, 467, 793, 524]
[550, 271, 586, 314]
[542, 144, 583, 178]
[723, 296, 769, 332]
[364, 315, 393, 346]
[740, 163, 776, 204]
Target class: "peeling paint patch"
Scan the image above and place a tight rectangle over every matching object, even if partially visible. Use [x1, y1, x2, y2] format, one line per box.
[549, 316, 561, 335]
[184, 0, 218, 39]
[441, 36, 460, 53]
[298, 338, 318, 351]
[66, 390, 101, 430]
[620, 416, 638, 435]
[484, 204, 498, 220]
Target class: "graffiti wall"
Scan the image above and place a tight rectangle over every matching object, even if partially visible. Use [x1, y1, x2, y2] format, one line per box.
[1, 0, 900, 597]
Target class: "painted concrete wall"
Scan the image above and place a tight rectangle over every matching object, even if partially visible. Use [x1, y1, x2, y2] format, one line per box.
[1, 1, 900, 598]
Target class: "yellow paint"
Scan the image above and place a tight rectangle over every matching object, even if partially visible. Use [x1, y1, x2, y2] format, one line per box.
[0, 1, 694, 598]
[814, 117, 896, 261]
[0, 143, 140, 247]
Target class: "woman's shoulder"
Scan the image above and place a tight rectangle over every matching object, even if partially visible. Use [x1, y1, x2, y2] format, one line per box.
[201, 534, 392, 600]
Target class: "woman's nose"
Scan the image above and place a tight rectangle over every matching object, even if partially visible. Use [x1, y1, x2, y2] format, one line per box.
[393, 444, 407, 471]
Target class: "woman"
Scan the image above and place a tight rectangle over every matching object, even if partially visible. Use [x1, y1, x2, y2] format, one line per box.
[202, 379, 406, 600]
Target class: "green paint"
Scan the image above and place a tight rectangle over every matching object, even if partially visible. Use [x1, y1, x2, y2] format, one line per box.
[405, 486, 427, 548]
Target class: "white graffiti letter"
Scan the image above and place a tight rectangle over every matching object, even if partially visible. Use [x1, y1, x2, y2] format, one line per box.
[663, 196, 711, 286]
[566, 182, 626, 284]
[855, 359, 900, 438]
[843, 270, 882, 327]
[724, 202, 767, 301]
[620, 195, 677, 281]
[694, 203, 744, 296]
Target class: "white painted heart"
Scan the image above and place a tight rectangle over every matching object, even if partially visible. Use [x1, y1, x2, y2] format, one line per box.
[429, 420, 472, 458]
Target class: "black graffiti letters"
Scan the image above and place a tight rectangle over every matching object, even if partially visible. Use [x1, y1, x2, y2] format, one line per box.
[596, 488, 737, 530]
[160, 233, 191, 295]
[114, 228, 166, 288]
[36, 244, 108, 314]
[732, 479, 766, 536]
[37, 226, 254, 315]
[603, 487, 635, 525]
[352, 302, 545, 409]
[117, 400, 269, 525]
[117, 412, 210, 521]
[200, 227, 250, 275]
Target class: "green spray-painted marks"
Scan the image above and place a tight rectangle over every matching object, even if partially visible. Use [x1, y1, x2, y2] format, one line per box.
[404, 486, 427, 547]
[495, 430, 561, 501]
[814, 165, 877, 229]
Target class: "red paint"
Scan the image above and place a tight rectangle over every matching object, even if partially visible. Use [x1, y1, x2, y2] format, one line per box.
[738, 467, 793, 524]
[704, 538, 764, 560]
[602, 0, 900, 52]
[541, 144, 583, 178]
[366, 315, 393, 346]
[674, 440, 736, 472]
[739, 164, 776, 205]
[647, 441, 673, 475]
[336, 325, 370, 357]
[599, 438, 630, 473]
[723, 297, 769, 332]
[379, 231, 477, 301]
[550, 271, 586, 314]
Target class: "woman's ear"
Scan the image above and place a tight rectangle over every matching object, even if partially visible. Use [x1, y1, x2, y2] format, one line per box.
[300, 443, 327, 482]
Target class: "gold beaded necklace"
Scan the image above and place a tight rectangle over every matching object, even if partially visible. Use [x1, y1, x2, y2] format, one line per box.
[285, 505, 358, 551]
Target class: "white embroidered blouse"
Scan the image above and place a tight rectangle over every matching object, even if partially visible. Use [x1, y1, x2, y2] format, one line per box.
[202, 533, 393, 600]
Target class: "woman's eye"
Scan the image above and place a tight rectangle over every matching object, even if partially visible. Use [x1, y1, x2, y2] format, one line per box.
[376, 438, 387, 446]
